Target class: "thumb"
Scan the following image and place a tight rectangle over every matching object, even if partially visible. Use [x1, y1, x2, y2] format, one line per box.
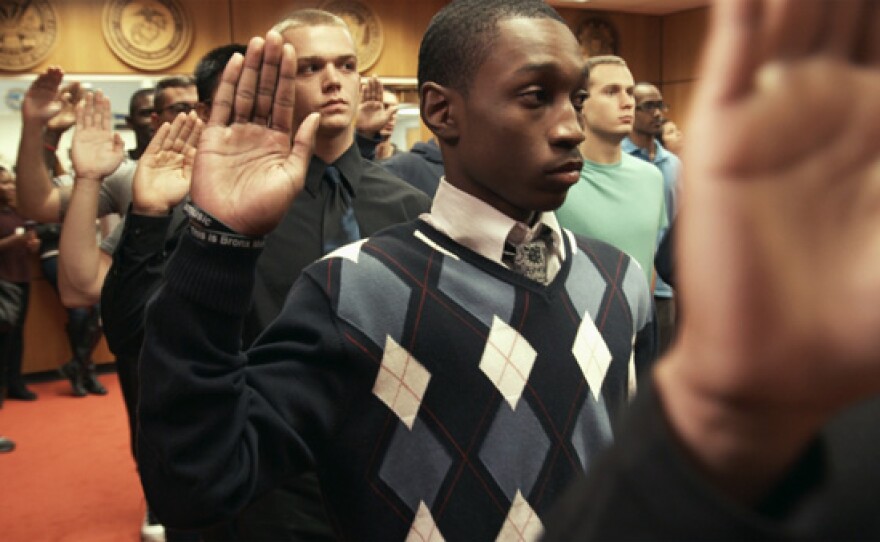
[287, 112, 319, 171]
[113, 133, 125, 153]
[40, 101, 63, 119]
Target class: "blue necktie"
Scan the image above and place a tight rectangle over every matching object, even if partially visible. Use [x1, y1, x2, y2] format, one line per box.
[322, 165, 361, 253]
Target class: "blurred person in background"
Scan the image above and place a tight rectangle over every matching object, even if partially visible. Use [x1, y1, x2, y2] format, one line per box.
[0, 165, 40, 402]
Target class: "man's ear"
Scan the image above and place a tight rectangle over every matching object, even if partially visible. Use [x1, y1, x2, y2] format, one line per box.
[420, 82, 459, 145]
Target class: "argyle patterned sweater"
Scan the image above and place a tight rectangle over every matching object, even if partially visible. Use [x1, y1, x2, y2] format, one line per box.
[138, 219, 656, 541]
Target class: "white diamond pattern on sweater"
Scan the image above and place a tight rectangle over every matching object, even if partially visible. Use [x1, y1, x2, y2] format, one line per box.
[479, 316, 537, 410]
[405, 502, 445, 542]
[572, 313, 612, 401]
[373, 335, 431, 429]
[495, 490, 543, 541]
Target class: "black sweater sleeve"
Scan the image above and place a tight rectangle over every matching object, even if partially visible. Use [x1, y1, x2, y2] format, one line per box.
[136, 232, 355, 530]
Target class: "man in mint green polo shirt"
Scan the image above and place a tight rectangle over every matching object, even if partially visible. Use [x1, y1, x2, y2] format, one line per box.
[623, 82, 682, 354]
[556, 55, 666, 290]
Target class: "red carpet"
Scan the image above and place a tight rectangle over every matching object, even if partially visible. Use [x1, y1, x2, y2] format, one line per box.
[0, 373, 143, 541]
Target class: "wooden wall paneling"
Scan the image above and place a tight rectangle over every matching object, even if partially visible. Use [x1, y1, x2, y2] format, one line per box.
[22, 256, 114, 375]
[661, 7, 709, 83]
[362, 0, 446, 77]
[229, 0, 320, 42]
[659, 7, 709, 136]
[22, 274, 72, 374]
[607, 12, 662, 83]
[556, 9, 663, 84]
[175, 0, 236, 74]
[659, 81, 696, 135]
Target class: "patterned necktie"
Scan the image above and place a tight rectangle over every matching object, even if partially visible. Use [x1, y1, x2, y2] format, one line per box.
[503, 227, 553, 284]
[322, 165, 361, 253]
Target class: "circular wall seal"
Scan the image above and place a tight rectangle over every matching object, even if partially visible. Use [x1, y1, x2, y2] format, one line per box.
[321, 0, 383, 73]
[576, 16, 619, 58]
[0, 1, 58, 72]
[102, 0, 193, 71]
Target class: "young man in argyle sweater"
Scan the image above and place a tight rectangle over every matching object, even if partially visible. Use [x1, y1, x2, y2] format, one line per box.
[136, 0, 655, 539]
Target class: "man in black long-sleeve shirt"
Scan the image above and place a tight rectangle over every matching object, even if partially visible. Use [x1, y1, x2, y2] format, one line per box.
[101, 10, 428, 541]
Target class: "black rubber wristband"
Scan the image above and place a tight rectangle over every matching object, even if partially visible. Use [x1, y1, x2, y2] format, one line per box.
[183, 201, 239, 234]
[188, 223, 265, 250]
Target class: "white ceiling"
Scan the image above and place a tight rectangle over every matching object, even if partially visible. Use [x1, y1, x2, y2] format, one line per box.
[548, 0, 709, 15]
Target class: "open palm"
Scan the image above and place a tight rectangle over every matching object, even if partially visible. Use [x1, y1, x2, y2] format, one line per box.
[673, 0, 880, 408]
[70, 91, 124, 181]
[133, 111, 203, 215]
[23, 67, 66, 124]
[356, 76, 393, 135]
[189, 32, 318, 236]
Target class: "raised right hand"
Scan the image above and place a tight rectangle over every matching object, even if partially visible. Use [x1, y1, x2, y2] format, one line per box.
[189, 31, 319, 237]
[46, 81, 84, 135]
[656, 0, 880, 503]
[22, 67, 73, 127]
[70, 91, 125, 182]
[356, 76, 395, 136]
[133, 111, 203, 216]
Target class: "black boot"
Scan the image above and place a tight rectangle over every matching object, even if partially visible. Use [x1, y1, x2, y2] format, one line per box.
[5, 381, 36, 400]
[4, 324, 36, 401]
[59, 360, 87, 397]
[67, 307, 106, 396]
[82, 362, 107, 395]
[6, 356, 35, 401]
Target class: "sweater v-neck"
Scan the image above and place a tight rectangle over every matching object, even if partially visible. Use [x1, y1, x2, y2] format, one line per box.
[411, 218, 573, 300]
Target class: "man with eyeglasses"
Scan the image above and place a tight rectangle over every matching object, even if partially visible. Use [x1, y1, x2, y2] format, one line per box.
[556, 55, 667, 301]
[151, 75, 200, 124]
[623, 82, 682, 355]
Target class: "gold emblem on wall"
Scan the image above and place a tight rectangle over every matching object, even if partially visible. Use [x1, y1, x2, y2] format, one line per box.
[321, 0, 383, 73]
[576, 16, 619, 59]
[102, 0, 193, 71]
[0, 0, 58, 72]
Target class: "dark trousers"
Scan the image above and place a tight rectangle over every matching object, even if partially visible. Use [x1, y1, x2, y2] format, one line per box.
[200, 471, 335, 541]
[115, 353, 139, 460]
[0, 282, 30, 394]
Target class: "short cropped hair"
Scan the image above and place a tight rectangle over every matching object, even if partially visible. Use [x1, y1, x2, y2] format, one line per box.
[194, 43, 247, 103]
[583, 56, 628, 91]
[418, 0, 564, 95]
[128, 88, 154, 117]
[584, 55, 627, 72]
[153, 75, 197, 111]
[271, 9, 351, 38]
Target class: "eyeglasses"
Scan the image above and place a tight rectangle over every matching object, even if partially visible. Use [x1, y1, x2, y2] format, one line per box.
[635, 101, 669, 113]
[133, 107, 154, 117]
[156, 102, 198, 116]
